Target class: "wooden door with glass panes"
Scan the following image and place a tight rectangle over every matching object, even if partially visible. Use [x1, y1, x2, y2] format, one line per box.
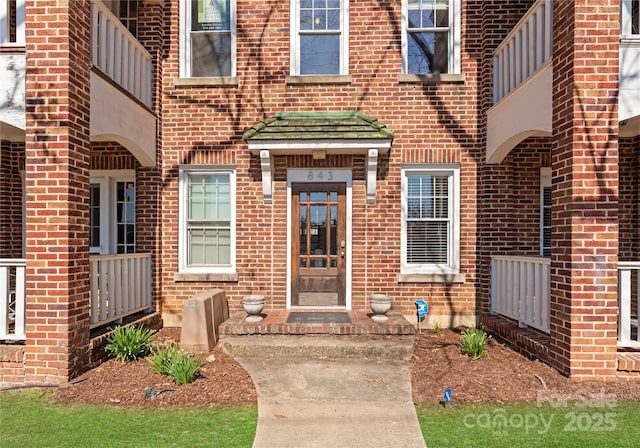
[291, 183, 346, 307]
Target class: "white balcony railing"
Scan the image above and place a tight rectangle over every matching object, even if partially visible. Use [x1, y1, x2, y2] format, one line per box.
[491, 256, 551, 334]
[618, 262, 640, 348]
[493, 0, 553, 104]
[90, 1, 152, 108]
[0, 259, 25, 341]
[89, 253, 153, 329]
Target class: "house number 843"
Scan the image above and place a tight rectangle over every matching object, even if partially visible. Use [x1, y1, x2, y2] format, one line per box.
[307, 170, 334, 181]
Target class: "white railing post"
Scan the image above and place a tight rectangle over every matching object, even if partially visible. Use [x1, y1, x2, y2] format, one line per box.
[492, 0, 553, 104]
[0, 259, 26, 341]
[490, 255, 550, 334]
[90, 1, 152, 108]
[89, 253, 152, 329]
[618, 262, 640, 348]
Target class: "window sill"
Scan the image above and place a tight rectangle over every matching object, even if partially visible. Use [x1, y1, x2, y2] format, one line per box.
[174, 272, 239, 282]
[286, 75, 352, 85]
[398, 73, 466, 84]
[173, 77, 239, 87]
[397, 273, 465, 284]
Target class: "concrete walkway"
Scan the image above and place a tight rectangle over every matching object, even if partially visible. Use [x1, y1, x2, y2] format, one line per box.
[227, 337, 426, 448]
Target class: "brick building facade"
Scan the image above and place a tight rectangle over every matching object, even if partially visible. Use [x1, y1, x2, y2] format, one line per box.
[1, 0, 639, 384]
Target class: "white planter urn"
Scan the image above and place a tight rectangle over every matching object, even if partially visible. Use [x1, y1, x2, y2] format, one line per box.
[370, 293, 391, 323]
[242, 294, 265, 323]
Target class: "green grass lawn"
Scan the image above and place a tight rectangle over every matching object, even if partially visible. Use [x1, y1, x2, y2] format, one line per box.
[0, 390, 258, 448]
[417, 401, 640, 448]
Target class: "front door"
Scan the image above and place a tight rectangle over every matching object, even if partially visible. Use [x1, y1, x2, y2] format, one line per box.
[291, 183, 346, 307]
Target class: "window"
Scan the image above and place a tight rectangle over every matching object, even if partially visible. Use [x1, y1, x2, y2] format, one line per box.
[180, 0, 236, 78]
[117, 0, 139, 37]
[179, 168, 235, 273]
[401, 165, 460, 274]
[540, 167, 551, 258]
[402, 0, 460, 74]
[290, 0, 349, 75]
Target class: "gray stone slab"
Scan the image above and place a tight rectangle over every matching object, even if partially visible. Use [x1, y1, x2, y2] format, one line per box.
[236, 357, 427, 448]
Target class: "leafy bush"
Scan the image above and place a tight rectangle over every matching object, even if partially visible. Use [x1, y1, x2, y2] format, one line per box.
[460, 328, 489, 360]
[148, 347, 203, 385]
[105, 325, 157, 363]
[433, 321, 442, 335]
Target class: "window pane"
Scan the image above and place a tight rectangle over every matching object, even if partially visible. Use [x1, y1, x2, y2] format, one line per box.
[407, 31, 448, 74]
[191, 32, 232, 77]
[300, 34, 340, 74]
[436, 0, 449, 27]
[189, 174, 230, 221]
[189, 227, 231, 265]
[191, 0, 230, 31]
[407, 221, 448, 264]
[90, 184, 100, 248]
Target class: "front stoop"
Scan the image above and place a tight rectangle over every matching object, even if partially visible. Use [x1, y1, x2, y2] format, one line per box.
[219, 310, 415, 339]
[219, 310, 415, 361]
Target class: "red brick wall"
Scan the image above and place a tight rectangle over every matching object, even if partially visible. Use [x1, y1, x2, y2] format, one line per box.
[549, 0, 620, 379]
[23, 0, 92, 383]
[157, 0, 484, 321]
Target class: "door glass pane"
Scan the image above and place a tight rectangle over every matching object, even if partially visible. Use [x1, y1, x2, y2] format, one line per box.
[329, 204, 337, 256]
[90, 184, 100, 248]
[299, 203, 308, 256]
[310, 204, 326, 260]
[116, 181, 135, 254]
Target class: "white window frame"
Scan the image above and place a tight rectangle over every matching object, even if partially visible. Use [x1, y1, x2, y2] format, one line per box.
[401, 164, 460, 275]
[622, 0, 640, 36]
[289, 0, 349, 76]
[540, 167, 551, 257]
[178, 166, 236, 274]
[401, 0, 461, 75]
[89, 171, 136, 255]
[179, 0, 237, 78]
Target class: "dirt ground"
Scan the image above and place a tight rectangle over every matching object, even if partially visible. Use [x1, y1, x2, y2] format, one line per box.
[52, 327, 640, 408]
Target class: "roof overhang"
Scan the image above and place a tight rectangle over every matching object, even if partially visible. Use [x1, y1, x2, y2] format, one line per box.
[244, 111, 394, 205]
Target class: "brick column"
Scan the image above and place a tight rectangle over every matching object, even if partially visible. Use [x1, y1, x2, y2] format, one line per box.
[23, 1, 91, 383]
[549, 0, 620, 379]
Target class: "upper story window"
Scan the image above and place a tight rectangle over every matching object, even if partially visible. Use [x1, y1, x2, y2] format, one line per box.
[401, 165, 460, 275]
[116, 0, 139, 37]
[180, 0, 236, 78]
[402, 0, 461, 74]
[179, 167, 236, 274]
[290, 0, 349, 75]
[622, 0, 640, 35]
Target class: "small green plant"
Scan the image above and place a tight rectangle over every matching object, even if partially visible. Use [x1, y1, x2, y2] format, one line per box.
[147, 345, 180, 376]
[433, 321, 441, 335]
[105, 324, 157, 363]
[148, 346, 203, 385]
[460, 328, 489, 360]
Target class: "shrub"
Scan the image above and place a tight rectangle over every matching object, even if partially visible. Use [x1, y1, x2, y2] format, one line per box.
[105, 325, 157, 363]
[460, 328, 489, 360]
[148, 347, 203, 385]
[433, 321, 441, 335]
